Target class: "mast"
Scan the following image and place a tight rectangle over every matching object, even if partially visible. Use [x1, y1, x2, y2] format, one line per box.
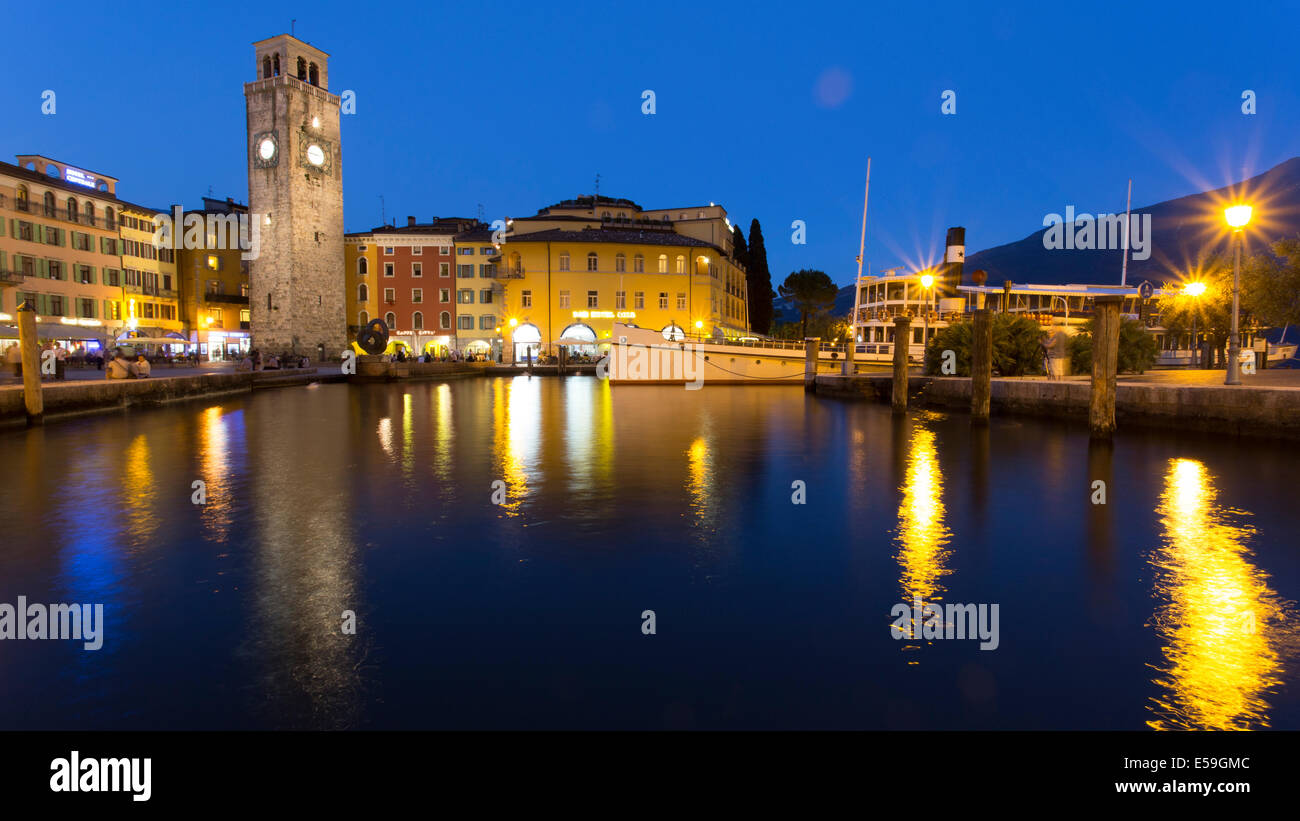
[851, 158, 871, 334]
[1120, 178, 1132, 286]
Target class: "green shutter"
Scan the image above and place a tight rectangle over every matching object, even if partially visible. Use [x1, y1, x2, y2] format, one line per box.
[33, 224, 42, 244]
[89, 266, 97, 284]
[0, 251, 5, 272]
[37, 259, 47, 278]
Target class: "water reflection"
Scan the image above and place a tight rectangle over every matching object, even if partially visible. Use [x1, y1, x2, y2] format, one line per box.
[1148, 458, 1298, 730]
[686, 433, 717, 534]
[491, 377, 541, 516]
[123, 434, 158, 546]
[893, 422, 953, 660]
[197, 406, 238, 541]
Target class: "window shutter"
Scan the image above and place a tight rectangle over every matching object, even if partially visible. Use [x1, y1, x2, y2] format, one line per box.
[89, 266, 97, 284]
[38, 259, 48, 278]
[33, 225, 42, 245]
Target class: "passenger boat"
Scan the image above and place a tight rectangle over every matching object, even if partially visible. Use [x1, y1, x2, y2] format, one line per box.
[605, 322, 845, 384]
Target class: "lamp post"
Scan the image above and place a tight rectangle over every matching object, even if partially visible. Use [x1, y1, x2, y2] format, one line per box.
[919, 273, 935, 350]
[1224, 204, 1252, 384]
[1183, 281, 1206, 367]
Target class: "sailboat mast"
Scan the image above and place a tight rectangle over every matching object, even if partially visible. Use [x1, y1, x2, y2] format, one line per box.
[1121, 178, 1132, 286]
[850, 158, 871, 334]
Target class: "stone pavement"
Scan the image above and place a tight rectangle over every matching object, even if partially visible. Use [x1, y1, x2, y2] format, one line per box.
[0, 360, 344, 388]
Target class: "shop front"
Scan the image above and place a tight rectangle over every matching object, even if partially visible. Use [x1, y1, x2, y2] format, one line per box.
[202, 330, 251, 361]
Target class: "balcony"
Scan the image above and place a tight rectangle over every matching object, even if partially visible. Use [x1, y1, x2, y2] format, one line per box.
[204, 292, 249, 305]
[498, 268, 526, 279]
[0, 269, 25, 285]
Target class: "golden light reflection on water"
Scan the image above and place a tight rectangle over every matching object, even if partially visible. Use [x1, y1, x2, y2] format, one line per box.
[491, 377, 540, 516]
[432, 383, 452, 484]
[1148, 458, 1298, 730]
[686, 435, 716, 532]
[401, 392, 414, 478]
[894, 425, 953, 659]
[896, 426, 952, 603]
[198, 406, 233, 540]
[123, 433, 157, 545]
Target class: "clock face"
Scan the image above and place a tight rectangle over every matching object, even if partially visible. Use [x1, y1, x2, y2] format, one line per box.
[252, 131, 278, 167]
[306, 144, 325, 166]
[258, 138, 276, 161]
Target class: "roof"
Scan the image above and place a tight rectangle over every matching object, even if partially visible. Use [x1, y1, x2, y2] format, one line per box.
[454, 227, 497, 243]
[503, 227, 718, 250]
[0, 160, 128, 206]
[539, 195, 643, 213]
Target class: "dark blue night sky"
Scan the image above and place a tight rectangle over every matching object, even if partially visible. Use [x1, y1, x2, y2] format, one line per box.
[7, 1, 1297, 287]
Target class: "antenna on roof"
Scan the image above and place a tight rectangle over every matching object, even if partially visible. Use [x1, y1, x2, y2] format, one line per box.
[477, 203, 484, 221]
[594, 173, 601, 213]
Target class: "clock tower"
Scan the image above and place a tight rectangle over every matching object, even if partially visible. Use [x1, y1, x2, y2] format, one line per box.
[244, 34, 345, 359]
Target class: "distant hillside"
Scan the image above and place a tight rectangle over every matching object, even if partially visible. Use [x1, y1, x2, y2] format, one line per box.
[774, 157, 1300, 323]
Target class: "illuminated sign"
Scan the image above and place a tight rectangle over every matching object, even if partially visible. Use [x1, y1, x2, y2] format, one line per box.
[60, 317, 103, 327]
[572, 311, 636, 319]
[64, 168, 98, 189]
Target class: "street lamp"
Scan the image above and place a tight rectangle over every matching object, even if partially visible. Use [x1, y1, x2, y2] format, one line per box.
[919, 273, 935, 348]
[1224, 204, 1252, 384]
[1183, 281, 1206, 366]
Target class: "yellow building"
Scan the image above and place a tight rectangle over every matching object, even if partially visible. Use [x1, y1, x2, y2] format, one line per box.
[498, 195, 749, 361]
[0, 155, 128, 356]
[117, 201, 182, 344]
[175, 197, 251, 360]
[452, 223, 503, 358]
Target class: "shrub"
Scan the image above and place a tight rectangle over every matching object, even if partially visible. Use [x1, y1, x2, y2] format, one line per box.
[1068, 319, 1158, 374]
[924, 314, 1046, 376]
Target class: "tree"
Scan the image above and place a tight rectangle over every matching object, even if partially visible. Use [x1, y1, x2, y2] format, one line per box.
[923, 314, 1046, 376]
[1067, 318, 1158, 374]
[731, 224, 748, 271]
[1157, 255, 1234, 367]
[1241, 235, 1300, 329]
[746, 219, 774, 335]
[777, 269, 838, 339]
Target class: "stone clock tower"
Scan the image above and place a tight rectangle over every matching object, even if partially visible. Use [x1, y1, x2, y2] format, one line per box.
[244, 34, 345, 359]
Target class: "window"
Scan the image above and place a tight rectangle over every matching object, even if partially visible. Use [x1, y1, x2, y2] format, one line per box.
[358, 245, 367, 253]
[587, 252, 598, 271]
[104, 207, 115, 228]
[659, 292, 668, 309]
[458, 315, 474, 330]
[77, 298, 96, 318]
[479, 315, 496, 330]
[440, 262, 450, 277]
[675, 256, 685, 274]
[558, 252, 570, 271]
[297, 56, 307, 80]
[67, 197, 78, 222]
[521, 290, 532, 308]
[411, 245, 422, 255]
[615, 253, 626, 273]
[358, 258, 368, 275]
[240, 283, 249, 297]
[458, 289, 474, 304]
[439, 289, 450, 302]
[412, 311, 423, 329]
[384, 263, 394, 277]
[587, 290, 598, 308]
[384, 288, 395, 303]
[634, 291, 645, 309]
[384, 246, 394, 255]
[480, 264, 496, 278]
[308, 62, 319, 86]
[385, 311, 397, 328]
[440, 311, 451, 329]
[677, 292, 686, 310]
[479, 289, 493, 304]
[412, 262, 422, 277]
[559, 290, 570, 308]
[412, 288, 423, 303]
[634, 254, 644, 273]
[457, 264, 474, 278]
[657, 254, 667, 273]
[616, 291, 626, 309]
[359, 310, 368, 327]
[480, 247, 494, 255]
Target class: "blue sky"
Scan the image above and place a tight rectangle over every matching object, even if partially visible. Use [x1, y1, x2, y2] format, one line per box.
[7, 0, 1298, 288]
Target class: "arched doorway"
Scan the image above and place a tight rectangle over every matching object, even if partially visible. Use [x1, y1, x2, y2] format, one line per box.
[512, 322, 541, 364]
[557, 322, 597, 358]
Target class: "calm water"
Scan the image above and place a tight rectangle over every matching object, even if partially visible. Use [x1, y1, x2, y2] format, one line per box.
[1, 376, 1298, 730]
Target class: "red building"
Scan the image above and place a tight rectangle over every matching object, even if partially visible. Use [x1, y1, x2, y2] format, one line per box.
[345, 216, 480, 356]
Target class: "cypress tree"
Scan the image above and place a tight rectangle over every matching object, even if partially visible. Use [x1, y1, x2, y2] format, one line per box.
[746, 219, 774, 334]
[731, 224, 748, 270]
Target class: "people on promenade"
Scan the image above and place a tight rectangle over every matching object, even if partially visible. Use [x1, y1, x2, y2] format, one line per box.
[132, 354, 152, 378]
[4, 342, 20, 376]
[105, 349, 131, 379]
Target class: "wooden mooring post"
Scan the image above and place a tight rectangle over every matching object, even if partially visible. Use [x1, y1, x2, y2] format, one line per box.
[1089, 295, 1123, 438]
[804, 337, 820, 392]
[841, 334, 855, 376]
[891, 316, 911, 413]
[971, 307, 992, 423]
[18, 299, 43, 426]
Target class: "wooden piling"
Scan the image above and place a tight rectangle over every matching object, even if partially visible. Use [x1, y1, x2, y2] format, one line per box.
[804, 337, 820, 392]
[1089, 295, 1123, 438]
[17, 300, 43, 426]
[891, 316, 911, 413]
[841, 334, 855, 376]
[971, 308, 992, 423]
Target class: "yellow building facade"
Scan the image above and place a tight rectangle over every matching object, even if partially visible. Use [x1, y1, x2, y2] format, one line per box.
[117, 201, 182, 342]
[498, 196, 749, 361]
[0, 155, 128, 355]
[175, 198, 252, 360]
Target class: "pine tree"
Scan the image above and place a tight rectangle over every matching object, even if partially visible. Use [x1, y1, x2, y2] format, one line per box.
[732, 224, 748, 270]
[746, 219, 773, 334]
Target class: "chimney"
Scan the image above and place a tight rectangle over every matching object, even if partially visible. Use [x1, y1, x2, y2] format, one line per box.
[941, 227, 965, 298]
[407, 216, 416, 227]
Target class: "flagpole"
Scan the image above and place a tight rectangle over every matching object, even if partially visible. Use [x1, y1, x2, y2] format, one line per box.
[1121, 178, 1132, 286]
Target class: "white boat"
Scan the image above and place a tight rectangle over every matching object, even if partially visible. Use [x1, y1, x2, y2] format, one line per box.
[605, 322, 845, 384]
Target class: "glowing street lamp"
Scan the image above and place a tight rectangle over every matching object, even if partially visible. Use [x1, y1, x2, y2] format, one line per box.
[919, 272, 935, 347]
[1183, 281, 1206, 365]
[1223, 204, 1253, 384]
